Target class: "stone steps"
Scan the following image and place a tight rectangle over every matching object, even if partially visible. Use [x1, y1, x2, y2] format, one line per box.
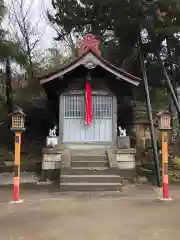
[60, 175, 121, 183]
[71, 160, 109, 168]
[59, 150, 123, 192]
[61, 167, 120, 175]
[71, 155, 108, 162]
[60, 182, 122, 192]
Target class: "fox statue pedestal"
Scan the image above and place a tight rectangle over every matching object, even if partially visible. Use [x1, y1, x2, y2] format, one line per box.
[116, 148, 136, 178]
[38, 125, 61, 184]
[116, 127, 135, 178]
[39, 148, 62, 184]
[117, 136, 130, 149]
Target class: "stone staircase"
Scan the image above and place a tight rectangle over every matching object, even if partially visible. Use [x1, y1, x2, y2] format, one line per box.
[60, 149, 123, 192]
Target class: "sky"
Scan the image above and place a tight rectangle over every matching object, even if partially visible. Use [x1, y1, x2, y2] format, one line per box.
[37, 0, 57, 49]
[4, 0, 56, 50]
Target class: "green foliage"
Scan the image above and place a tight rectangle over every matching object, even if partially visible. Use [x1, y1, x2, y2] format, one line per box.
[48, 0, 180, 60]
[47, 0, 180, 106]
[0, 1, 27, 65]
[0, 40, 27, 65]
[0, 1, 28, 113]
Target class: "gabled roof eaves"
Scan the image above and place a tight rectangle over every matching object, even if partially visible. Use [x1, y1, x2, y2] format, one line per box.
[40, 50, 141, 86]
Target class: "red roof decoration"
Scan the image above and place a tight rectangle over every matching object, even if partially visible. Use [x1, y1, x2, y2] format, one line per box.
[78, 34, 101, 56]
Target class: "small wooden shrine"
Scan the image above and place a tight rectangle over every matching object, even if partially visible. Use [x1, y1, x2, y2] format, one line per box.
[40, 34, 141, 147]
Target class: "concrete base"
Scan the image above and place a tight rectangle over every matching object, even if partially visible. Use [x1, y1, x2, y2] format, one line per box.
[41, 149, 62, 182]
[116, 149, 136, 170]
[154, 187, 173, 201]
[62, 143, 116, 150]
[154, 187, 162, 199]
[9, 199, 24, 204]
[40, 169, 61, 182]
[157, 197, 173, 202]
[117, 136, 130, 149]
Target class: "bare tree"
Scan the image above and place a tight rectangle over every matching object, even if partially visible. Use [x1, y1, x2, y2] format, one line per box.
[7, 0, 44, 82]
[41, 1, 77, 58]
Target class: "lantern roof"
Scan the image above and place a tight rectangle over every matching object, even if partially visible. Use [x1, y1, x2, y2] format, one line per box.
[156, 109, 172, 117]
[8, 106, 26, 117]
[39, 34, 141, 86]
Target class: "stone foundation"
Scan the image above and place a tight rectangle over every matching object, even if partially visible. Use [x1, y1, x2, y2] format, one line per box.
[40, 146, 137, 183]
[40, 148, 62, 182]
[107, 148, 136, 178]
[116, 149, 136, 177]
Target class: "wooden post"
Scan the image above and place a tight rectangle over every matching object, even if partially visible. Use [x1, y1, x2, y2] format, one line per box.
[161, 132, 169, 198]
[138, 37, 161, 187]
[13, 132, 21, 201]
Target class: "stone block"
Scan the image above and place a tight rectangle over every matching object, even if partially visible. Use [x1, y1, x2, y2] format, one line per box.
[140, 138, 146, 149]
[41, 152, 62, 182]
[116, 149, 136, 170]
[42, 153, 62, 170]
[46, 136, 59, 147]
[107, 149, 117, 168]
[117, 136, 130, 149]
[146, 138, 152, 148]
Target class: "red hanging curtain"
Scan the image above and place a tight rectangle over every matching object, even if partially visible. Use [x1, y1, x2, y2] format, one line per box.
[85, 80, 92, 125]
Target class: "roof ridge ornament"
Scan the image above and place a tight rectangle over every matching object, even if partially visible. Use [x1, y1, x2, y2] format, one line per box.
[83, 52, 98, 69]
[77, 34, 101, 57]
[84, 61, 97, 69]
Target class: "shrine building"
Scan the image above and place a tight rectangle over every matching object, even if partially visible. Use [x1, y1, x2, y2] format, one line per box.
[39, 34, 141, 191]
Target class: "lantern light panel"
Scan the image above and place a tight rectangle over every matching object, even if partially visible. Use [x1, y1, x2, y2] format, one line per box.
[160, 114, 171, 129]
[12, 114, 25, 129]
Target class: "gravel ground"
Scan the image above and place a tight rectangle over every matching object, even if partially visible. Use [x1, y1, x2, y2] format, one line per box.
[0, 184, 180, 239]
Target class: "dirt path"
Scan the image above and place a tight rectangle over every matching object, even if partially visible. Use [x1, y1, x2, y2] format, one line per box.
[0, 185, 180, 240]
